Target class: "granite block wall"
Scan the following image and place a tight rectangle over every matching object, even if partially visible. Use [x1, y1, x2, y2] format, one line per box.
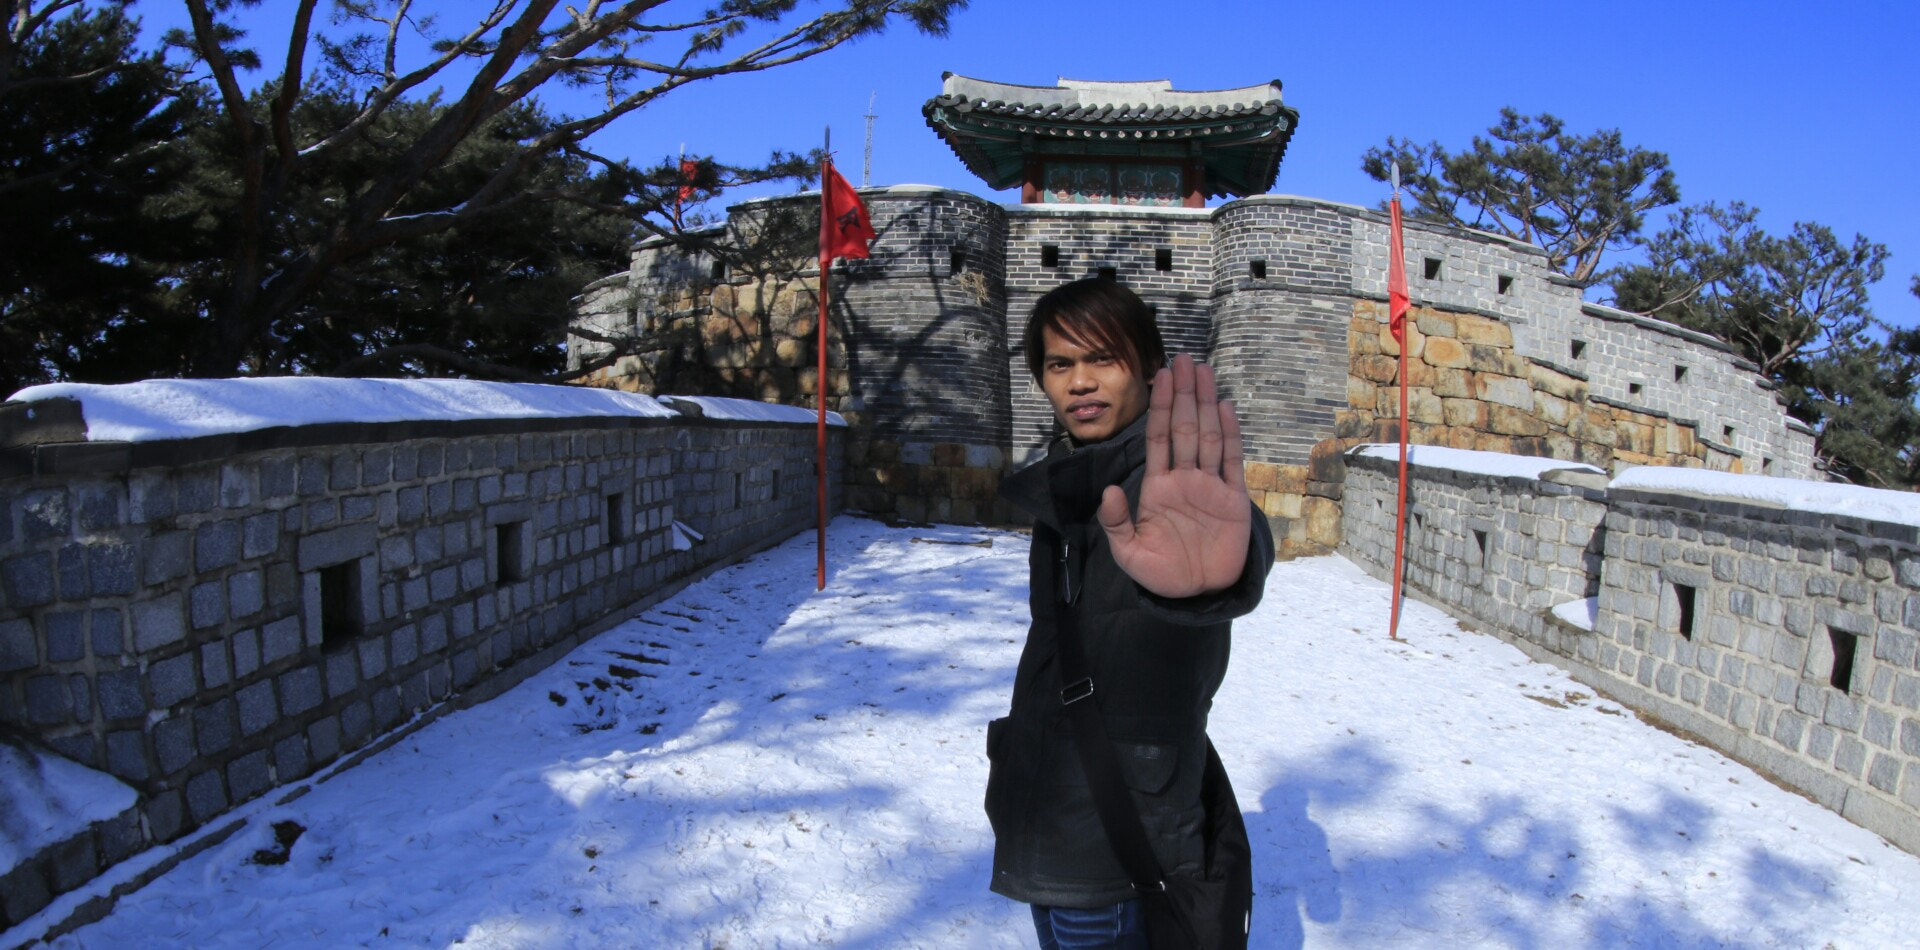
[1340, 452, 1920, 855]
[0, 407, 840, 928]
[1348, 205, 1812, 479]
[1342, 450, 1609, 658]
[572, 188, 1814, 553]
[1558, 305, 1816, 479]
[1595, 489, 1919, 852]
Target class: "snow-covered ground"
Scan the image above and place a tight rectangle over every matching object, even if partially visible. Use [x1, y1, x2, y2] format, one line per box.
[21, 518, 1918, 949]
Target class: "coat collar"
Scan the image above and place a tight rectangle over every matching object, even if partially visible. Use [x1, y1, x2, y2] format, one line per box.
[999, 413, 1149, 533]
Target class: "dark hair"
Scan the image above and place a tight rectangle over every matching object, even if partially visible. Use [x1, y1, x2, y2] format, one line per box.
[1022, 278, 1166, 382]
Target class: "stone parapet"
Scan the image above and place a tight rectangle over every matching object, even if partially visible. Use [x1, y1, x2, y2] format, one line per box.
[0, 407, 840, 929]
[572, 188, 1816, 532]
[1340, 451, 1920, 856]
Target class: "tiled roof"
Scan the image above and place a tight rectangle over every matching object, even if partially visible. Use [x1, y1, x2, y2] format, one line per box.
[922, 75, 1300, 198]
[926, 75, 1290, 124]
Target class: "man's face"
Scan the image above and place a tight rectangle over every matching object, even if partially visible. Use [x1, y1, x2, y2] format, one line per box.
[1039, 325, 1151, 444]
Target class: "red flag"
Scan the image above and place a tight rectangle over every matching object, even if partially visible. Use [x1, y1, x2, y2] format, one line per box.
[813, 159, 873, 592]
[820, 163, 875, 263]
[679, 158, 700, 203]
[1388, 196, 1410, 343]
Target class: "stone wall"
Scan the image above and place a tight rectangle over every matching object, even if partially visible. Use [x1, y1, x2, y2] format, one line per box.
[1342, 450, 1609, 658]
[1003, 205, 1214, 465]
[571, 189, 1816, 553]
[0, 405, 841, 929]
[1347, 209, 1816, 479]
[571, 186, 1013, 525]
[1563, 304, 1816, 478]
[1340, 450, 1920, 855]
[1596, 487, 1918, 853]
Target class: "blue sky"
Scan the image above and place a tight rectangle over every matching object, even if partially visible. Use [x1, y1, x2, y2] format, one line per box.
[137, 0, 1920, 328]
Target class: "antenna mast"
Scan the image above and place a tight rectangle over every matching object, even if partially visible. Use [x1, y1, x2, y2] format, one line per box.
[862, 91, 877, 187]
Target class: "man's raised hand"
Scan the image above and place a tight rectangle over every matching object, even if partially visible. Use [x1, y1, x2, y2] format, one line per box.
[1097, 354, 1253, 599]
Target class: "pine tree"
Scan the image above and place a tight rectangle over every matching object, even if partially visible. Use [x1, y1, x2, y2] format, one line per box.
[1361, 109, 1679, 286]
[0, 1, 195, 393]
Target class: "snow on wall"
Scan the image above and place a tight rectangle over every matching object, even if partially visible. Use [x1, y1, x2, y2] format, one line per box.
[1351, 443, 1604, 481]
[8, 378, 678, 443]
[1, 742, 135, 876]
[1611, 465, 1920, 530]
[656, 395, 845, 427]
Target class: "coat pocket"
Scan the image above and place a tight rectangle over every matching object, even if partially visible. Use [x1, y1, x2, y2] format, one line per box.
[1117, 740, 1178, 796]
[985, 717, 1008, 760]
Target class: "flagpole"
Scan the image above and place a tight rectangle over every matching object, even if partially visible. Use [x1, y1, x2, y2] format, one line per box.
[1389, 163, 1409, 640]
[816, 127, 831, 591]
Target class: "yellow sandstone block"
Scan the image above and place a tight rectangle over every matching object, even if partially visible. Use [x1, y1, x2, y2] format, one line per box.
[1455, 313, 1514, 347]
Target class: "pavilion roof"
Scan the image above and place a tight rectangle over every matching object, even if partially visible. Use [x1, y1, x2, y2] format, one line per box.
[922, 75, 1300, 198]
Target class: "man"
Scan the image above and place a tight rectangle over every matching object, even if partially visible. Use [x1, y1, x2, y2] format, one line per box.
[989, 278, 1275, 948]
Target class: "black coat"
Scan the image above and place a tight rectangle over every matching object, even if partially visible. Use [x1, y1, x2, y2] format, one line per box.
[987, 416, 1275, 908]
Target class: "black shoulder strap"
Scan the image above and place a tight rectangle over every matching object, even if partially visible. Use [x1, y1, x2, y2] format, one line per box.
[1052, 529, 1168, 896]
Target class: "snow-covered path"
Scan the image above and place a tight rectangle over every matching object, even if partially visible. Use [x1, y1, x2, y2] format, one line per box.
[39, 518, 1920, 948]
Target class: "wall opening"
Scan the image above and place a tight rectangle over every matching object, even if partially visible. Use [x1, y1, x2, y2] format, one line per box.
[1041, 244, 1059, 267]
[771, 468, 781, 501]
[1762, 456, 1775, 475]
[1250, 259, 1267, 280]
[1582, 525, 1606, 597]
[1675, 364, 1690, 383]
[1722, 424, 1735, 441]
[949, 247, 966, 274]
[1571, 339, 1587, 360]
[1628, 382, 1643, 396]
[605, 493, 626, 546]
[1423, 257, 1442, 280]
[731, 471, 742, 509]
[1829, 629, 1859, 692]
[1816, 627, 1860, 693]
[1472, 528, 1491, 568]
[318, 561, 363, 647]
[709, 259, 726, 282]
[1497, 274, 1514, 295]
[1155, 247, 1173, 272]
[494, 522, 526, 585]
[1666, 581, 1696, 640]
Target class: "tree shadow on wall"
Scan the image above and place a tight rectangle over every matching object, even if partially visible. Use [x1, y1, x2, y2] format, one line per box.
[833, 208, 1007, 446]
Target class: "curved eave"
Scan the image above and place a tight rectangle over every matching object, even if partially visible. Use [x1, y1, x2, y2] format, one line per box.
[924, 89, 1291, 123]
[924, 98, 1300, 197]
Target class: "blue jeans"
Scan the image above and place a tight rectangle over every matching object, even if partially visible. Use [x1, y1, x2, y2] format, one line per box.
[1030, 900, 1148, 950]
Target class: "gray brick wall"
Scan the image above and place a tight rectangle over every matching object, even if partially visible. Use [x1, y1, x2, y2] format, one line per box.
[1339, 451, 1920, 855]
[1004, 205, 1213, 465]
[573, 189, 1814, 505]
[1593, 489, 1918, 850]
[1553, 305, 1816, 478]
[1211, 199, 1357, 466]
[0, 405, 840, 927]
[1341, 451, 1608, 657]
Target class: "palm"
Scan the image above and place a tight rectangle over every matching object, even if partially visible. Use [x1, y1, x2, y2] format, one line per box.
[1099, 356, 1253, 599]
